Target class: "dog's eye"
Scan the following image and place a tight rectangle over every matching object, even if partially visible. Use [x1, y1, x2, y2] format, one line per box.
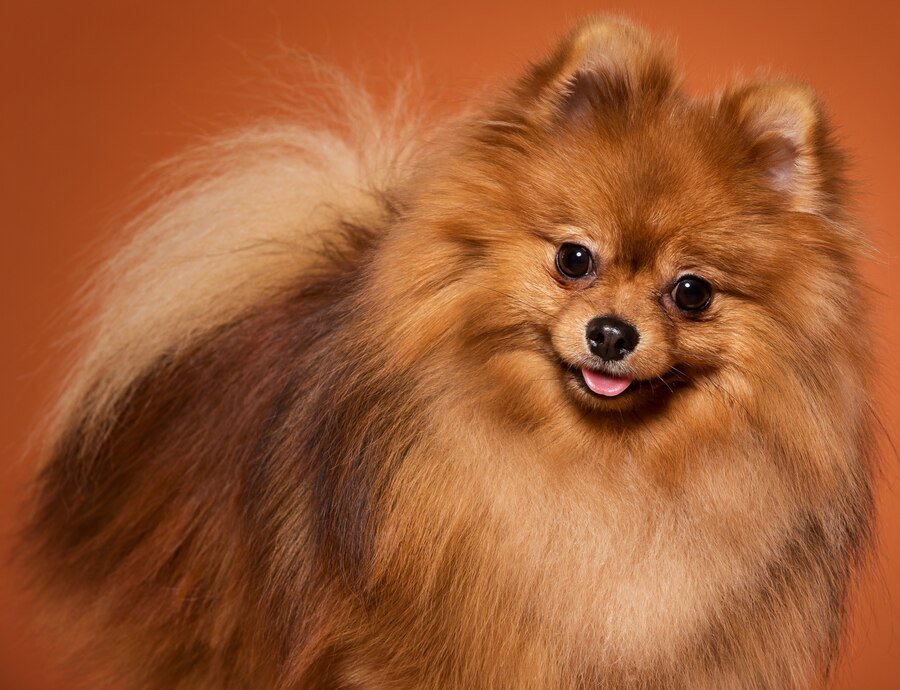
[671, 276, 712, 312]
[556, 243, 593, 279]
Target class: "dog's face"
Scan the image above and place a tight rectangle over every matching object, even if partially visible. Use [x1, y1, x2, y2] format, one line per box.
[395, 18, 856, 426]
[496, 119, 773, 416]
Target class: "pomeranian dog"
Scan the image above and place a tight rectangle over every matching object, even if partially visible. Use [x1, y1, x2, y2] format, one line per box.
[26, 16, 875, 690]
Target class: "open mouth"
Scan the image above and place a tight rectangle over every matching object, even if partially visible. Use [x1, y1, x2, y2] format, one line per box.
[553, 357, 685, 404]
[580, 367, 633, 397]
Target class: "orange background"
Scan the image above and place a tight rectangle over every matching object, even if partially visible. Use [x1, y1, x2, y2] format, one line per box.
[2, 2, 898, 688]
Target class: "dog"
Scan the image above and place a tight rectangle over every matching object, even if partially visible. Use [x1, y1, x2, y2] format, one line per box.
[26, 16, 875, 689]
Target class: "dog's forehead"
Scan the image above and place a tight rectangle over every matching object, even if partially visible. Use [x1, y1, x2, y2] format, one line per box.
[589, 138, 732, 271]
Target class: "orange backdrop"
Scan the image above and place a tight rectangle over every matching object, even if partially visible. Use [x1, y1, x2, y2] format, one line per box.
[2, 2, 898, 688]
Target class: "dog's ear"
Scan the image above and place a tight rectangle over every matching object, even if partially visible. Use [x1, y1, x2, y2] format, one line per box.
[723, 81, 846, 214]
[514, 16, 678, 123]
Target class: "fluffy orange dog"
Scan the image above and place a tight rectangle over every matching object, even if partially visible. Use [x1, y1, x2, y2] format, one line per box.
[28, 17, 875, 689]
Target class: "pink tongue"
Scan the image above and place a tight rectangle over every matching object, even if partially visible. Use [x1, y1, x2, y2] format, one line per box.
[581, 368, 633, 397]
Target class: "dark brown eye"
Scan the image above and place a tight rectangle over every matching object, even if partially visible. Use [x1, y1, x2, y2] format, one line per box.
[672, 275, 712, 312]
[556, 243, 593, 279]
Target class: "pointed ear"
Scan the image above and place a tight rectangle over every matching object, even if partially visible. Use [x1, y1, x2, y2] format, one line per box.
[515, 16, 679, 123]
[723, 81, 845, 214]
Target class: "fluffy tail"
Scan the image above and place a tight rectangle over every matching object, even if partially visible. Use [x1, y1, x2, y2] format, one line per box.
[48, 70, 423, 449]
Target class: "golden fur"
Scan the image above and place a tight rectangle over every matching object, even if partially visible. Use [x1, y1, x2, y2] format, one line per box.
[27, 17, 875, 689]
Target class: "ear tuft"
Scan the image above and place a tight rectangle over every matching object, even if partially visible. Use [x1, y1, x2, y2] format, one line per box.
[517, 16, 678, 122]
[724, 81, 841, 214]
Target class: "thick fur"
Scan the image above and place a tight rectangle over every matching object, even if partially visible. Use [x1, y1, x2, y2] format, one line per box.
[27, 17, 875, 689]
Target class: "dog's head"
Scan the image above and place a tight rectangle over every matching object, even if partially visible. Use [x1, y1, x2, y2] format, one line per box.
[383, 17, 862, 429]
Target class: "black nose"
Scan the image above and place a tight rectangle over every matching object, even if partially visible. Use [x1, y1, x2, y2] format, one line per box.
[585, 316, 640, 362]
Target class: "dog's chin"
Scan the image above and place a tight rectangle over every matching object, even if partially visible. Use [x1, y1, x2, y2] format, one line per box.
[556, 359, 684, 413]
